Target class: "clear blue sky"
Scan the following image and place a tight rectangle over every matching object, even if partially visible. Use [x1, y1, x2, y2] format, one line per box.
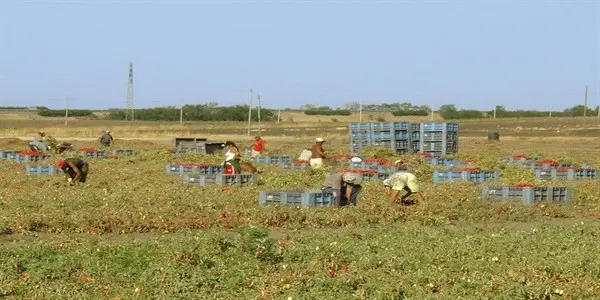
[0, 0, 598, 111]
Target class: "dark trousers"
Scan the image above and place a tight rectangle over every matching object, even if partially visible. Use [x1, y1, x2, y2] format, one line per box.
[322, 185, 362, 207]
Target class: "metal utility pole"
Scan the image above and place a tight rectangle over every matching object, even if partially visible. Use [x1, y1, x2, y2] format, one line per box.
[126, 62, 134, 121]
[257, 94, 262, 136]
[430, 105, 434, 121]
[179, 98, 184, 125]
[359, 100, 363, 122]
[247, 89, 253, 137]
[584, 85, 588, 117]
[64, 95, 70, 126]
[277, 108, 281, 123]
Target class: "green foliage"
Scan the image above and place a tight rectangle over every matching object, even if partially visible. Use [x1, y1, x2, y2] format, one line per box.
[391, 109, 429, 116]
[439, 104, 600, 120]
[106, 105, 275, 121]
[304, 108, 352, 116]
[37, 109, 94, 117]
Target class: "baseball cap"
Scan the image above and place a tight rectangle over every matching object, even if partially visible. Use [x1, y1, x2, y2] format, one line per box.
[315, 138, 325, 142]
[56, 160, 66, 168]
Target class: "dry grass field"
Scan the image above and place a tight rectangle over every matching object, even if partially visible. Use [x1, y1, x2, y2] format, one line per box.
[1, 112, 600, 299]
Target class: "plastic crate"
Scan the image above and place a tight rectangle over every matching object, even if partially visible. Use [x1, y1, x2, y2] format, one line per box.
[183, 174, 218, 185]
[370, 131, 393, 140]
[0, 150, 19, 159]
[111, 149, 137, 155]
[252, 156, 293, 165]
[482, 186, 572, 205]
[349, 123, 371, 131]
[433, 170, 499, 184]
[535, 168, 597, 180]
[420, 122, 459, 132]
[371, 139, 393, 147]
[395, 141, 409, 149]
[348, 161, 383, 170]
[394, 131, 410, 140]
[165, 164, 223, 174]
[215, 174, 256, 186]
[528, 163, 576, 170]
[427, 158, 465, 166]
[418, 141, 458, 155]
[25, 165, 61, 175]
[411, 131, 459, 142]
[80, 151, 106, 158]
[12, 154, 47, 163]
[258, 190, 334, 207]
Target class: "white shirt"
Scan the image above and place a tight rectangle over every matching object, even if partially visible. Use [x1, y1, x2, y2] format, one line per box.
[225, 149, 236, 161]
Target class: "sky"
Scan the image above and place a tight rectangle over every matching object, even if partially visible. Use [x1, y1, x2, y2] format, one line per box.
[0, 0, 599, 111]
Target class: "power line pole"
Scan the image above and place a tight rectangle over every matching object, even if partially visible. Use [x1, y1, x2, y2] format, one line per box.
[247, 89, 253, 137]
[277, 108, 281, 123]
[493, 105, 497, 119]
[584, 85, 588, 117]
[64, 95, 70, 126]
[179, 98, 184, 125]
[126, 62, 134, 121]
[359, 100, 363, 122]
[257, 94, 262, 136]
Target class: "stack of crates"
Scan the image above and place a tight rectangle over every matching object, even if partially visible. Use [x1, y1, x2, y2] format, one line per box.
[411, 123, 459, 157]
[349, 122, 412, 155]
[258, 190, 334, 207]
[482, 185, 572, 205]
[349, 122, 459, 157]
[0, 150, 19, 160]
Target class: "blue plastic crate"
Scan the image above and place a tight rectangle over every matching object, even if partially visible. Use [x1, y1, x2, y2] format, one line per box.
[482, 186, 572, 205]
[111, 149, 137, 155]
[371, 139, 393, 147]
[418, 141, 458, 155]
[258, 190, 334, 207]
[215, 174, 256, 186]
[394, 131, 410, 140]
[535, 168, 597, 180]
[0, 150, 19, 159]
[433, 170, 499, 184]
[349, 123, 372, 131]
[25, 165, 61, 175]
[528, 163, 576, 171]
[395, 141, 409, 149]
[420, 122, 459, 132]
[427, 158, 466, 167]
[370, 131, 393, 140]
[252, 156, 293, 165]
[81, 151, 106, 158]
[370, 122, 394, 131]
[348, 162, 383, 170]
[385, 165, 411, 173]
[183, 174, 218, 185]
[12, 154, 47, 163]
[393, 122, 410, 130]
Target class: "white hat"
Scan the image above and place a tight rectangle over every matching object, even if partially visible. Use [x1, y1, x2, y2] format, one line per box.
[394, 160, 403, 164]
[350, 156, 363, 163]
[315, 138, 325, 142]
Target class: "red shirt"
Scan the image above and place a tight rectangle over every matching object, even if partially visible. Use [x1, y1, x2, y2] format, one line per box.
[253, 139, 265, 152]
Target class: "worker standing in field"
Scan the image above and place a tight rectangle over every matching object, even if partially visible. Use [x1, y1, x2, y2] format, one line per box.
[322, 170, 363, 206]
[56, 158, 89, 184]
[100, 130, 113, 147]
[223, 141, 241, 174]
[382, 172, 424, 205]
[310, 138, 327, 169]
[251, 136, 265, 157]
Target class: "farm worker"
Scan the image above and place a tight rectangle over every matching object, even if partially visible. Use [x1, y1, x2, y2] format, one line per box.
[222, 141, 241, 174]
[251, 136, 265, 157]
[322, 171, 363, 206]
[310, 138, 327, 169]
[56, 158, 89, 184]
[382, 172, 425, 205]
[100, 130, 113, 147]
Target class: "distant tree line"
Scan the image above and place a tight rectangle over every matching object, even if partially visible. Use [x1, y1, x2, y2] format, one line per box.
[438, 104, 600, 120]
[107, 104, 275, 121]
[37, 109, 94, 117]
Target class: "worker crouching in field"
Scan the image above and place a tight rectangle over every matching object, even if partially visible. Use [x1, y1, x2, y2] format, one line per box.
[322, 171, 363, 206]
[382, 172, 424, 205]
[57, 158, 89, 185]
[100, 130, 113, 147]
[223, 141, 242, 174]
[309, 138, 326, 169]
[251, 136, 265, 157]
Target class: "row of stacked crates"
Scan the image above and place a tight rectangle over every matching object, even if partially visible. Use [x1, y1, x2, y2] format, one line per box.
[504, 155, 597, 180]
[349, 122, 459, 157]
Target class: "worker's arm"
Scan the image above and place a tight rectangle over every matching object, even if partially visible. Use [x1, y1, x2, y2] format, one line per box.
[388, 189, 400, 205]
[67, 161, 81, 182]
[345, 184, 353, 202]
[316, 147, 326, 158]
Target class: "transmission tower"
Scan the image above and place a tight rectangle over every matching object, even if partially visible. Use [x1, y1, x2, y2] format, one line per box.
[125, 62, 134, 121]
